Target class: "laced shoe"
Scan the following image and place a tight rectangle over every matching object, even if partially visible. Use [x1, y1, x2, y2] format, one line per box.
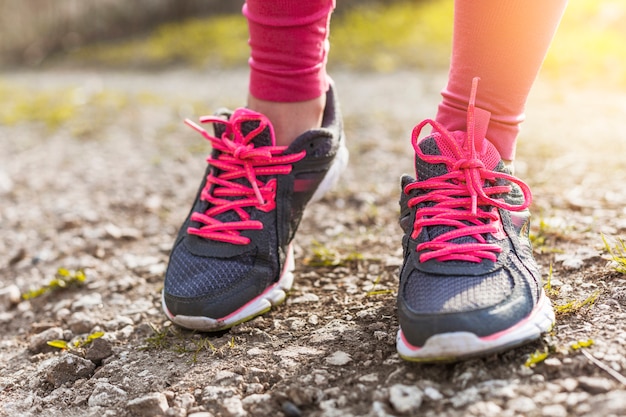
[162, 84, 348, 331]
[397, 78, 555, 362]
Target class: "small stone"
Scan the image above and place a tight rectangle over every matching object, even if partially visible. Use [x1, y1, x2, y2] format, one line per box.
[202, 385, 236, 404]
[281, 401, 302, 417]
[127, 392, 169, 417]
[358, 373, 379, 383]
[88, 382, 128, 407]
[0, 285, 21, 311]
[589, 390, 626, 415]
[84, 337, 114, 364]
[68, 311, 96, 334]
[173, 392, 196, 410]
[221, 396, 246, 417]
[104, 315, 134, 331]
[287, 386, 323, 406]
[41, 353, 96, 388]
[559, 377, 579, 392]
[507, 396, 536, 413]
[578, 376, 613, 394]
[242, 393, 271, 407]
[325, 351, 352, 366]
[188, 412, 215, 417]
[214, 370, 244, 386]
[28, 327, 65, 353]
[165, 407, 186, 417]
[71, 293, 102, 310]
[423, 386, 444, 401]
[543, 357, 562, 368]
[541, 404, 568, 417]
[388, 384, 423, 414]
[467, 401, 502, 417]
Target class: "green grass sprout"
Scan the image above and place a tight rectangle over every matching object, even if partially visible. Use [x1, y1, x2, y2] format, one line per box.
[22, 268, 87, 300]
[543, 262, 559, 297]
[366, 275, 394, 297]
[303, 241, 363, 268]
[47, 331, 105, 351]
[554, 290, 601, 316]
[570, 339, 594, 350]
[525, 349, 549, 367]
[601, 233, 626, 274]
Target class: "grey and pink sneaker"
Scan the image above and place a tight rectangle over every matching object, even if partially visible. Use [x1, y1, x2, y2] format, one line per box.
[397, 78, 554, 362]
[162, 84, 348, 331]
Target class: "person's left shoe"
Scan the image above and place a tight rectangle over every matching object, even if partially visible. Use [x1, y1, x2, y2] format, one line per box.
[396, 78, 555, 362]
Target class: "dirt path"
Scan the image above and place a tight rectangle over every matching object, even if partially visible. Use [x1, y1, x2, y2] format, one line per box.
[1, 69, 626, 417]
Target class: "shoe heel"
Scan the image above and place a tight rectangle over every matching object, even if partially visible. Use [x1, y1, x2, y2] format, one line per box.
[310, 138, 349, 203]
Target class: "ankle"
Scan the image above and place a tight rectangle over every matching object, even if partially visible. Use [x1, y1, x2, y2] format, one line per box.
[247, 94, 326, 146]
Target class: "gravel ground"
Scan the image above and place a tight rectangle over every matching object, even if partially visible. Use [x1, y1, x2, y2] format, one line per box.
[1, 68, 626, 417]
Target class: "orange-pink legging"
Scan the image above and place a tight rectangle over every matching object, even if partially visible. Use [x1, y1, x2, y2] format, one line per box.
[243, 0, 568, 160]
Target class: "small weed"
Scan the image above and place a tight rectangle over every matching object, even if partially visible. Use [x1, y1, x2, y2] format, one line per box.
[525, 350, 549, 367]
[366, 275, 394, 297]
[22, 268, 86, 300]
[570, 339, 594, 350]
[525, 338, 595, 367]
[554, 290, 601, 316]
[143, 324, 230, 364]
[601, 233, 626, 274]
[529, 217, 566, 254]
[47, 331, 105, 351]
[303, 241, 363, 268]
[543, 263, 559, 298]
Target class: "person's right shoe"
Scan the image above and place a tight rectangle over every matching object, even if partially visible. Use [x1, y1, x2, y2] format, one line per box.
[396, 78, 555, 362]
[162, 84, 348, 332]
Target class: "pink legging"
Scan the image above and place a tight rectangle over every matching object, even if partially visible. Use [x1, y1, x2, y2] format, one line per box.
[243, 0, 567, 161]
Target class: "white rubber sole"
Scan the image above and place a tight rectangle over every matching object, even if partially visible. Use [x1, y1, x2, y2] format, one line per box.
[162, 244, 295, 332]
[396, 290, 555, 362]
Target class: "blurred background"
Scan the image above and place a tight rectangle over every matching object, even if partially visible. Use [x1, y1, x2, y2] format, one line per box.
[0, 0, 625, 88]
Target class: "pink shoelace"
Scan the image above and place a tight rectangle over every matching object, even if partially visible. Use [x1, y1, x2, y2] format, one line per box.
[184, 109, 306, 245]
[405, 78, 532, 263]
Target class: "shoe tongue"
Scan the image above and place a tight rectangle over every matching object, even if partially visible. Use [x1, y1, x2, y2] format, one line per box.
[232, 108, 275, 148]
[415, 131, 501, 181]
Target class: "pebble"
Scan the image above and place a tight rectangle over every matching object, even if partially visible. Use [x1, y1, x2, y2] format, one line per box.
[281, 401, 302, 417]
[202, 385, 236, 404]
[541, 404, 568, 417]
[84, 337, 114, 364]
[28, 327, 65, 353]
[388, 384, 423, 414]
[221, 396, 247, 417]
[173, 392, 196, 410]
[325, 351, 352, 366]
[467, 401, 502, 417]
[71, 293, 103, 310]
[589, 390, 626, 415]
[41, 353, 96, 388]
[214, 370, 244, 386]
[188, 413, 215, 417]
[127, 392, 169, 417]
[0, 285, 21, 311]
[423, 386, 444, 401]
[578, 376, 613, 394]
[88, 382, 128, 407]
[506, 396, 537, 413]
[68, 311, 96, 334]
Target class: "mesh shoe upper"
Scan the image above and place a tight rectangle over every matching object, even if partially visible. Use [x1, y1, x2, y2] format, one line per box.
[163, 84, 345, 323]
[398, 78, 543, 347]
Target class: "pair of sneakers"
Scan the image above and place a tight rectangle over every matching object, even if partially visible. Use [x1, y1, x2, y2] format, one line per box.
[162, 79, 555, 362]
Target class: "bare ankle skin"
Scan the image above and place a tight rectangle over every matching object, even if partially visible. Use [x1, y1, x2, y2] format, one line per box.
[247, 94, 326, 146]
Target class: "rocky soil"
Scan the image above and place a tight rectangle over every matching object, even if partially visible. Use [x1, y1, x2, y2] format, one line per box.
[1, 68, 626, 417]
